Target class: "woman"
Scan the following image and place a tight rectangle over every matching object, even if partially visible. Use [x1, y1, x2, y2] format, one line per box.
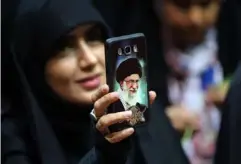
[2, 0, 137, 163]
[2, 0, 189, 164]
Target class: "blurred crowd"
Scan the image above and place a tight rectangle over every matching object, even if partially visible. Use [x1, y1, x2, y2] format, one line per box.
[2, 0, 241, 164]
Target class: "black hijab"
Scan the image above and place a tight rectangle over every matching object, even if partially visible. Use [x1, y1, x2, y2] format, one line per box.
[4, 0, 109, 163]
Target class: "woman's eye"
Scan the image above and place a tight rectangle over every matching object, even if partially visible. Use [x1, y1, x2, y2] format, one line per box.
[54, 35, 78, 52]
[85, 26, 105, 44]
[53, 47, 77, 58]
[52, 35, 79, 58]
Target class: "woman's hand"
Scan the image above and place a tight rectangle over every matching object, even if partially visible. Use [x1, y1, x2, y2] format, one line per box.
[91, 84, 156, 143]
[165, 105, 200, 131]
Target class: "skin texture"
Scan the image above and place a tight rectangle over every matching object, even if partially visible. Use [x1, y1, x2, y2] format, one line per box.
[120, 74, 140, 95]
[45, 24, 106, 105]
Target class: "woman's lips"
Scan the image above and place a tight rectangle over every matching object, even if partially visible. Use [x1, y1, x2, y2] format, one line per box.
[77, 75, 101, 90]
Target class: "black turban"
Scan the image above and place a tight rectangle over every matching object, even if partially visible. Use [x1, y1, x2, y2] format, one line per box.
[116, 58, 142, 83]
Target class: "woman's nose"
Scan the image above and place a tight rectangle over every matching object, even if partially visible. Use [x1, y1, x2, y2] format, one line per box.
[78, 41, 98, 69]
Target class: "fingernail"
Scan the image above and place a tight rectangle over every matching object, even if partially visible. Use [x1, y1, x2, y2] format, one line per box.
[126, 128, 134, 134]
[101, 84, 108, 92]
[124, 111, 132, 118]
[111, 92, 119, 98]
[103, 84, 108, 88]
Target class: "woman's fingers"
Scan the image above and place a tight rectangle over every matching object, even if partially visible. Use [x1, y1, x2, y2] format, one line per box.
[91, 84, 109, 103]
[92, 88, 156, 143]
[94, 92, 119, 118]
[149, 91, 156, 105]
[92, 87, 156, 118]
[96, 111, 132, 133]
[96, 111, 134, 143]
[105, 128, 135, 143]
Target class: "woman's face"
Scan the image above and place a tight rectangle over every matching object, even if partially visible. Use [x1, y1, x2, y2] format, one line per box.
[155, 0, 220, 45]
[45, 24, 106, 105]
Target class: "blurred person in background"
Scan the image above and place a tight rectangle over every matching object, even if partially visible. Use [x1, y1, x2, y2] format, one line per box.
[153, 0, 225, 163]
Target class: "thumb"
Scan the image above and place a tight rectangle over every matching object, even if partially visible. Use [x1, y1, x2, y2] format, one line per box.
[149, 91, 156, 105]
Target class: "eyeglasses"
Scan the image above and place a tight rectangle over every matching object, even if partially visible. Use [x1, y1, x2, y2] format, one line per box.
[124, 80, 139, 85]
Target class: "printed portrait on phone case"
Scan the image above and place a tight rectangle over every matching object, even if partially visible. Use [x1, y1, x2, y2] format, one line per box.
[105, 34, 149, 129]
[114, 55, 148, 126]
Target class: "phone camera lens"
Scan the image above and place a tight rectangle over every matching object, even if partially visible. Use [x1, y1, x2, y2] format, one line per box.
[124, 46, 131, 54]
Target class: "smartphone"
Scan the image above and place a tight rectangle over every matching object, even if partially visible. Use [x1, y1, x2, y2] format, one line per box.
[105, 33, 150, 132]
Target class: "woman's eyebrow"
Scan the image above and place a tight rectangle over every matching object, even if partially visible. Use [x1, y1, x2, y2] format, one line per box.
[85, 25, 98, 34]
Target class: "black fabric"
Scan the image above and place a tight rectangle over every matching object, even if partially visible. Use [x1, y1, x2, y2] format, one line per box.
[2, 0, 20, 103]
[2, 0, 47, 115]
[135, 98, 189, 164]
[217, 0, 241, 76]
[215, 1, 241, 162]
[95, 129, 131, 164]
[215, 2, 241, 163]
[116, 58, 142, 82]
[215, 62, 241, 164]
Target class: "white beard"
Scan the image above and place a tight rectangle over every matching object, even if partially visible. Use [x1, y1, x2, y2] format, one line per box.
[121, 83, 138, 106]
